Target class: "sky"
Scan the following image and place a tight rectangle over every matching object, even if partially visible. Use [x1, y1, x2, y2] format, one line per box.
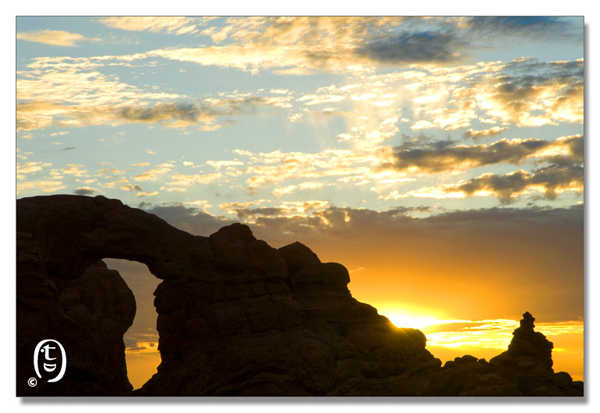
[15, 15, 585, 389]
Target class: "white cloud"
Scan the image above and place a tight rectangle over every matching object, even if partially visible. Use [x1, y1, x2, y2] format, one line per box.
[17, 30, 89, 47]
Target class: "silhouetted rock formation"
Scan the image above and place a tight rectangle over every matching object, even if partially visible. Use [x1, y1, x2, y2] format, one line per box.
[496, 311, 554, 370]
[422, 312, 583, 396]
[16, 195, 583, 397]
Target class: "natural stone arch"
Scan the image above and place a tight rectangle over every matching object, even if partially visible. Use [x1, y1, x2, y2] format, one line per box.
[17, 195, 430, 396]
[17, 195, 207, 281]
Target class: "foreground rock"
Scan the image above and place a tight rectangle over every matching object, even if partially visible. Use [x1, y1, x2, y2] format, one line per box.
[16, 195, 583, 396]
[17, 233, 135, 396]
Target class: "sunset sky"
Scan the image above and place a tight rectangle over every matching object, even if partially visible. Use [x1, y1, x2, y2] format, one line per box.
[16, 15, 584, 388]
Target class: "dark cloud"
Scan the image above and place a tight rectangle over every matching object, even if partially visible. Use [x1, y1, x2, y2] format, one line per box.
[397, 134, 456, 151]
[464, 127, 508, 140]
[144, 202, 583, 323]
[390, 205, 436, 214]
[543, 136, 583, 167]
[116, 96, 289, 126]
[118, 102, 203, 123]
[144, 204, 236, 236]
[124, 339, 147, 352]
[489, 74, 582, 111]
[444, 164, 583, 204]
[357, 30, 465, 64]
[464, 16, 582, 42]
[500, 59, 584, 85]
[233, 207, 286, 220]
[392, 135, 582, 174]
[73, 187, 95, 196]
[253, 204, 582, 243]
[146, 202, 582, 250]
[353, 18, 581, 68]
[255, 205, 583, 323]
[121, 184, 143, 192]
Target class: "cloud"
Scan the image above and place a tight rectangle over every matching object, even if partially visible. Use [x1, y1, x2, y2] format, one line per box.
[464, 127, 509, 140]
[270, 181, 326, 198]
[145, 205, 235, 236]
[231, 148, 385, 190]
[423, 321, 489, 334]
[137, 191, 159, 197]
[468, 60, 584, 127]
[288, 113, 303, 122]
[120, 184, 143, 192]
[400, 165, 583, 203]
[17, 95, 293, 132]
[165, 173, 222, 187]
[133, 166, 172, 182]
[17, 61, 183, 131]
[356, 30, 465, 64]
[387, 58, 583, 132]
[97, 17, 207, 35]
[142, 17, 582, 76]
[146, 17, 465, 74]
[462, 16, 582, 42]
[17, 181, 66, 194]
[297, 94, 346, 106]
[73, 187, 96, 196]
[16, 162, 52, 179]
[117, 102, 213, 127]
[17, 30, 89, 47]
[148, 201, 583, 322]
[230, 207, 286, 221]
[18, 54, 162, 93]
[391, 135, 582, 175]
[17, 46, 582, 139]
[114, 96, 290, 129]
[205, 160, 244, 170]
[62, 164, 89, 177]
[220, 200, 330, 221]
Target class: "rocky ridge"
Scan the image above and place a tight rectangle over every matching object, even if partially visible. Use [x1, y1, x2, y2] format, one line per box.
[16, 195, 583, 396]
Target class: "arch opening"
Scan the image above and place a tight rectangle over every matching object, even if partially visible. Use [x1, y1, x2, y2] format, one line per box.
[103, 258, 162, 390]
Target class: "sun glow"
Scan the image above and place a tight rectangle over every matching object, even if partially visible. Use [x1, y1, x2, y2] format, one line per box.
[386, 314, 445, 330]
[379, 306, 450, 330]
[380, 309, 584, 381]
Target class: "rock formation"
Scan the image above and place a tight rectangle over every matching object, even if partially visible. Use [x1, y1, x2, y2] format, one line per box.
[16, 195, 583, 396]
[422, 312, 583, 396]
[17, 232, 135, 396]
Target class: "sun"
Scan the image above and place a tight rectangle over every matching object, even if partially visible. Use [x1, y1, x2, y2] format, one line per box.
[385, 314, 444, 330]
[377, 306, 448, 330]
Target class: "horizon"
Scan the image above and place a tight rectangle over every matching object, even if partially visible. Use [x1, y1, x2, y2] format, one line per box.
[16, 16, 584, 391]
